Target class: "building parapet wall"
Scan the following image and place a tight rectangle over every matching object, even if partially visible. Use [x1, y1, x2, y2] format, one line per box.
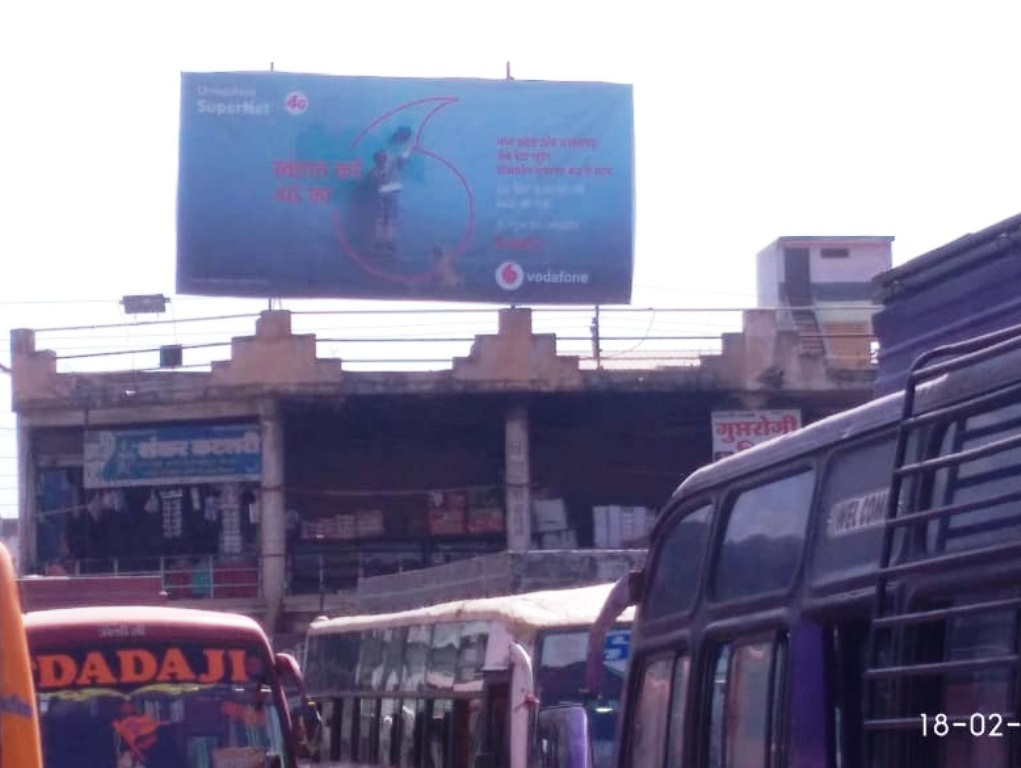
[11, 306, 874, 415]
[451, 307, 584, 387]
[699, 309, 872, 393]
[210, 310, 344, 390]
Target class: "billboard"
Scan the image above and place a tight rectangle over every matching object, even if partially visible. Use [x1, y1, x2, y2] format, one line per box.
[84, 424, 262, 489]
[176, 72, 634, 304]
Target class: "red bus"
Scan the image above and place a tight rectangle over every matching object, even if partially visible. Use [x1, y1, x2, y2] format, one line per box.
[25, 605, 302, 768]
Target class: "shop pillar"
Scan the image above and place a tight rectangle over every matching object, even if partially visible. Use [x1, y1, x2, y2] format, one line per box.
[260, 399, 286, 631]
[17, 422, 35, 573]
[504, 404, 531, 553]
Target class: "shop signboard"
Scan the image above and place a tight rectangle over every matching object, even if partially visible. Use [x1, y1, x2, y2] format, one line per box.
[711, 409, 802, 461]
[83, 424, 262, 489]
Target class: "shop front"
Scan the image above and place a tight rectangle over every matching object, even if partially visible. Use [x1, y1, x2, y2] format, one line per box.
[32, 422, 263, 598]
[283, 396, 508, 596]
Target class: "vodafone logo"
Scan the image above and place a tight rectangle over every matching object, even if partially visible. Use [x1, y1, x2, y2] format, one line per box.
[495, 261, 525, 291]
[284, 91, 309, 115]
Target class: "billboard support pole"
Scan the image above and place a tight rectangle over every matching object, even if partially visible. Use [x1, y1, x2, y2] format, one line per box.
[505, 61, 513, 81]
[591, 305, 602, 369]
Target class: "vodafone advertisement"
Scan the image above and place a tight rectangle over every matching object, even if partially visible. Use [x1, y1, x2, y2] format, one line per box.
[176, 72, 634, 303]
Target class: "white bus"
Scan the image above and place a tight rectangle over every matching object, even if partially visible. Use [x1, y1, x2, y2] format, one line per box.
[303, 583, 635, 768]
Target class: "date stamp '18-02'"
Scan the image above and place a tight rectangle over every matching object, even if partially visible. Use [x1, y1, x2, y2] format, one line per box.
[922, 713, 1020, 738]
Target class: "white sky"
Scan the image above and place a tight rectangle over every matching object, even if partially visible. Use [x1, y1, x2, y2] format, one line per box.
[0, 0, 1019, 519]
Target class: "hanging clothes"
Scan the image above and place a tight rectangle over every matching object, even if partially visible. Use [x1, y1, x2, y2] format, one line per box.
[219, 483, 243, 555]
[159, 488, 185, 540]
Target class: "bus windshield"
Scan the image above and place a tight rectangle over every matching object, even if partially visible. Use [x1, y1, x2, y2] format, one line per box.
[537, 627, 629, 768]
[537, 627, 629, 704]
[33, 640, 291, 768]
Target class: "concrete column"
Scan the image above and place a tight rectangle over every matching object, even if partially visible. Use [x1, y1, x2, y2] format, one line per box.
[504, 405, 531, 553]
[259, 399, 286, 633]
[16, 421, 35, 574]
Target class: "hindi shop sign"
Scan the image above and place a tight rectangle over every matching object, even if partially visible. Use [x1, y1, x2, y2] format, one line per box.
[711, 410, 802, 461]
[176, 72, 635, 304]
[84, 424, 262, 489]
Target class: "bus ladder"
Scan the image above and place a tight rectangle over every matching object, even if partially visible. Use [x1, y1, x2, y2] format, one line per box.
[863, 322, 1021, 767]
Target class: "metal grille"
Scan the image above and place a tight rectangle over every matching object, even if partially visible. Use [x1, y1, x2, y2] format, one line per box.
[864, 322, 1021, 767]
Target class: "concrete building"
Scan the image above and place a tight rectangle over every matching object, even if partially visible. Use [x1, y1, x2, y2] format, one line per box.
[757, 235, 893, 367]
[10, 305, 876, 642]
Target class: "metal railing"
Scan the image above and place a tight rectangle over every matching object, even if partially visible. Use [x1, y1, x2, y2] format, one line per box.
[27, 537, 635, 604]
[33, 553, 262, 600]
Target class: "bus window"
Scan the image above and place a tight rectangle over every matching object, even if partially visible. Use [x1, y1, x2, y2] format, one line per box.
[824, 620, 868, 768]
[359, 628, 386, 690]
[305, 630, 361, 694]
[931, 403, 1021, 553]
[706, 636, 786, 768]
[403, 625, 433, 693]
[338, 698, 355, 761]
[539, 627, 630, 706]
[430, 699, 453, 768]
[627, 655, 672, 768]
[380, 698, 399, 766]
[535, 710, 567, 768]
[707, 646, 730, 768]
[940, 599, 1014, 768]
[727, 642, 770, 767]
[458, 699, 481, 768]
[427, 624, 463, 690]
[359, 698, 380, 763]
[535, 706, 590, 768]
[456, 621, 489, 686]
[401, 699, 425, 768]
[810, 436, 896, 585]
[713, 470, 815, 602]
[382, 628, 409, 692]
[480, 680, 509, 768]
[321, 698, 339, 761]
[644, 504, 712, 620]
[664, 656, 690, 768]
[767, 639, 787, 768]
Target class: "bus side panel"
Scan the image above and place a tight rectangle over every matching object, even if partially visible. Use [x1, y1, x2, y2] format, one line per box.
[0, 543, 43, 768]
[789, 620, 828, 767]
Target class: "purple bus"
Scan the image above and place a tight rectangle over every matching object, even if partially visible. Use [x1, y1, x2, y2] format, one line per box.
[605, 315, 1021, 768]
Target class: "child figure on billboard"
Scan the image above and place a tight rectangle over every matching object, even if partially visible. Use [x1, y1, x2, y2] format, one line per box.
[371, 126, 414, 256]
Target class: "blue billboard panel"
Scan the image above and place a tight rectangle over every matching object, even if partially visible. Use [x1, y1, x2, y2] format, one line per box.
[176, 72, 634, 304]
[83, 424, 262, 489]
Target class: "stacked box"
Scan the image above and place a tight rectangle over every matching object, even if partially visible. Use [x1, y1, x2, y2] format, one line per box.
[427, 490, 466, 536]
[593, 505, 654, 548]
[355, 509, 385, 538]
[532, 498, 568, 533]
[466, 488, 505, 534]
[540, 529, 578, 549]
